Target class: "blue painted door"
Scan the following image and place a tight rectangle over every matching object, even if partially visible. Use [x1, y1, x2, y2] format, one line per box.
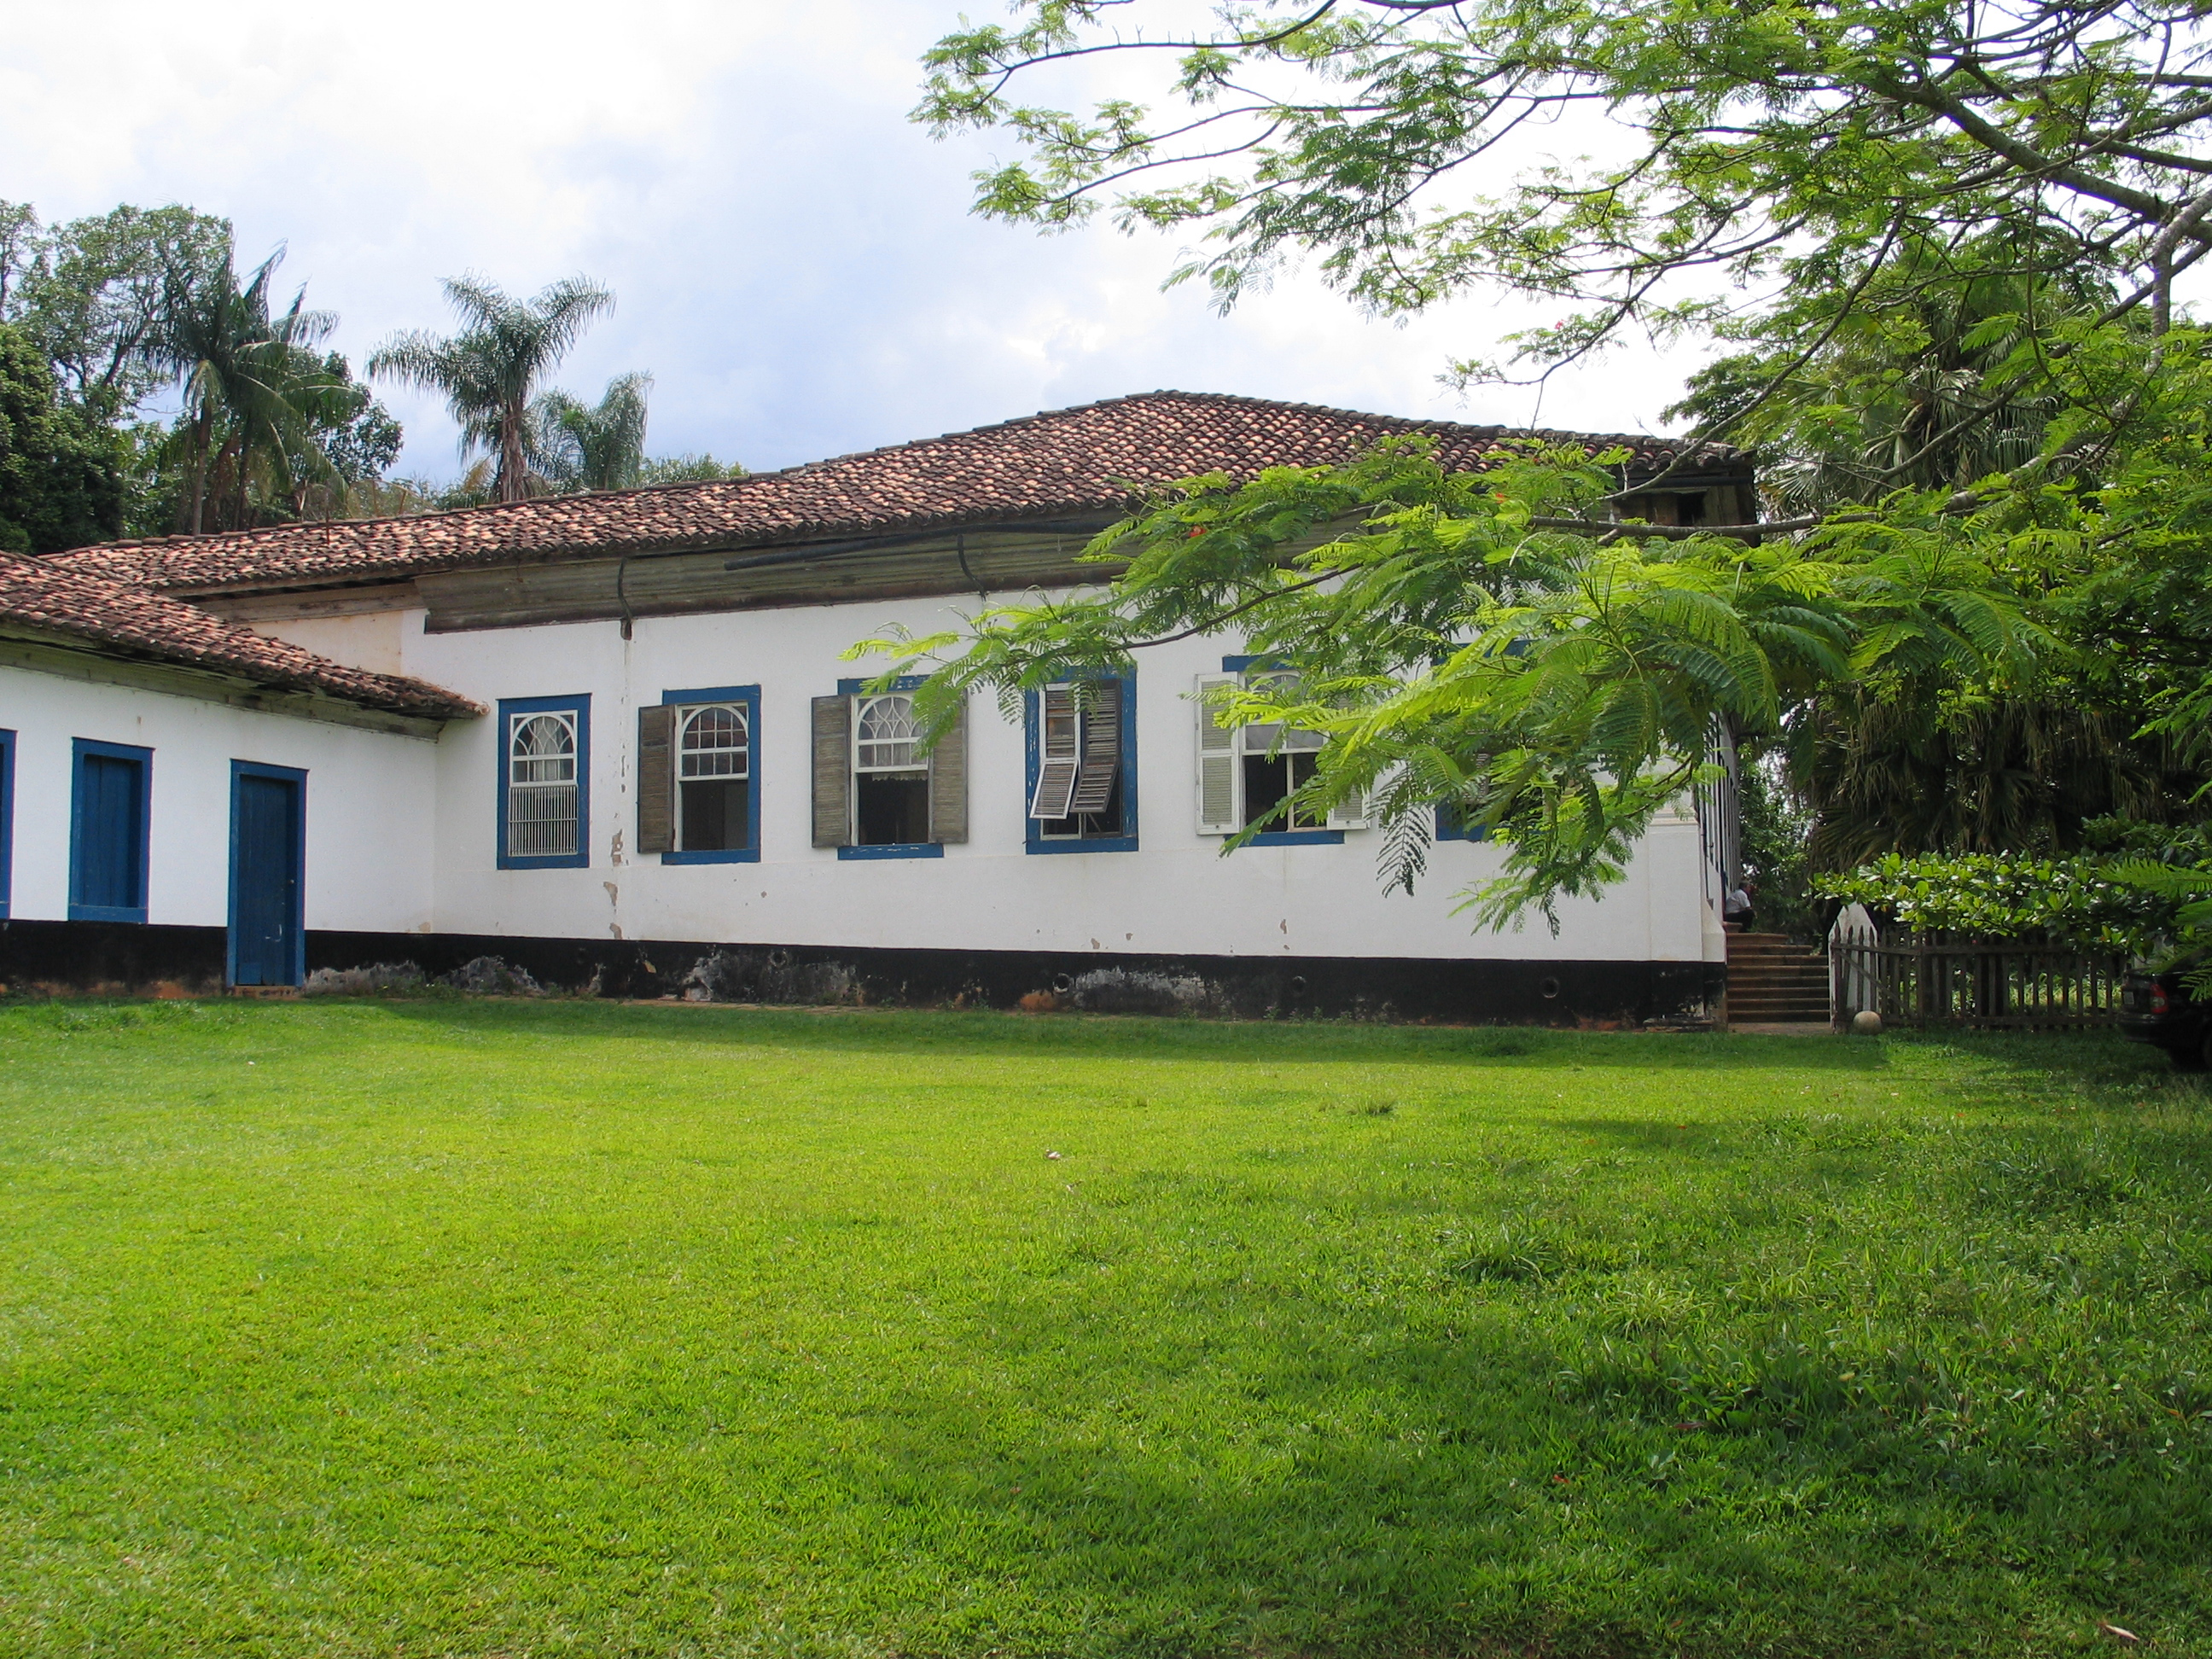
[77, 754, 146, 911]
[231, 772, 302, 986]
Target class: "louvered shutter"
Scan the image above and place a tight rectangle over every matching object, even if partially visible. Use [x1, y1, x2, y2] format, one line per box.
[1194, 672, 1240, 835]
[811, 696, 852, 847]
[928, 695, 969, 843]
[1327, 777, 1368, 830]
[1029, 685, 1080, 818]
[1067, 680, 1122, 815]
[637, 703, 677, 853]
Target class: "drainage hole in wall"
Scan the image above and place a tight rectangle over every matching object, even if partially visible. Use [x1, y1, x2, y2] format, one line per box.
[1540, 976, 1562, 999]
[1051, 972, 1074, 994]
[767, 948, 791, 969]
[1288, 975, 1309, 995]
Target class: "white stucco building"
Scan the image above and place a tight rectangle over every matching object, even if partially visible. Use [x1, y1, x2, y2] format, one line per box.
[1, 392, 1749, 1021]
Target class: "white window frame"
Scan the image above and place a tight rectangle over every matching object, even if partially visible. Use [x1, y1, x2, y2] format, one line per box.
[1193, 669, 1365, 836]
[849, 691, 932, 846]
[675, 702, 750, 853]
[853, 693, 925, 776]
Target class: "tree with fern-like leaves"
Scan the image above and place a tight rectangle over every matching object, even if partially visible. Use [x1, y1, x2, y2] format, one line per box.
[156, 245, 349, 535]
[528, 371, 651, 492]
[369, 274, 613, 504]
[865, 0, 2212, 928]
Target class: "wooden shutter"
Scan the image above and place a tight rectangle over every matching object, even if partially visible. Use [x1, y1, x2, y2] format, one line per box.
[1193, 672, 1240, 835]
[1067, 680, 1122, 814]
[637, 704, 676, 853]
[928, 695, 969, 843]
[811, 696, 852, 847]
[1029, 685, 1080, 818]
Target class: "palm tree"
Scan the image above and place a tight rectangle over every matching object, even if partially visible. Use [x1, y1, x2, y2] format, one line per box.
[157, 245, 340, 533]
[368, 275, 614, 504]
[528, 372, 652, 492]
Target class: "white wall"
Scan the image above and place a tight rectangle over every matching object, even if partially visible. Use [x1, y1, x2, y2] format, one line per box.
[273, 597, 1720, 964]
[0, 665, 438, 934]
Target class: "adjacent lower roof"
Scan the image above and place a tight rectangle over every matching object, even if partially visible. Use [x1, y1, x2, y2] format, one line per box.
[0, 553, 480, 721]
[44, 390, 1744, 597]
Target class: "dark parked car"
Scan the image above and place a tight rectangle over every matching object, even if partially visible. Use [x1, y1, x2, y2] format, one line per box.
[2119, 969, 2212, 1070]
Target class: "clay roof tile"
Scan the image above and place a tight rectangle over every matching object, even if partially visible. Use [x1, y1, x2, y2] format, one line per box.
[44, 389, 1740, 595]
[0, 553, 480, 721]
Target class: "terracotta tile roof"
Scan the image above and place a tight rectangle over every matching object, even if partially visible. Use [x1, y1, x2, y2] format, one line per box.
[45, 390, 1743, 595]
[0, 553, 480, 721]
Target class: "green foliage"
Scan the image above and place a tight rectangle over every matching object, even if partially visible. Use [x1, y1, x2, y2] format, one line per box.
[369, 273, 614, 504]
[912, 0, 2212, 903]
[2, 999, 2208, 1654]
[917, 2, 2212, 384]
[0, 323, 123, 552]
[634, 450, 746, 486]
[157, 246, 355, 535]
[0, 203, 406, 542]
[528, 370, 652, 492]
[1737, 753, 1822, 940]
[1667, 231, 2104, 514]
[856, 438, 2039, 928]
[0, 201, 230, 422]
[1815, 852, 2180, 953]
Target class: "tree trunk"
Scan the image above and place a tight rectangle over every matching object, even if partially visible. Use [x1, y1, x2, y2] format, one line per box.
[500, 402, 528, 503]
[183, 410, 215, 536]
[232, 435, 253, 532]
[208, 434, 241, 533]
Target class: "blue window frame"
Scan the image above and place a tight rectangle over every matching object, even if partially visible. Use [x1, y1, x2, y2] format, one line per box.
[1025, 672, 1138, 854]
[660, 684, 761, 864]
[1435, 803, 1492, 841]
[1219, 655, 1343, 847]
[497, 695, 591, 870]
[0, 728, 14, 920]
[835, 674, 941, 860]
[69, 738, 153, 923]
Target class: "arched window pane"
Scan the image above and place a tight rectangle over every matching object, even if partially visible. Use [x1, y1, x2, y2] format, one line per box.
[855, 695, 923, 771]
[510, 713, 576, 783]
[680, 703, 748, 779]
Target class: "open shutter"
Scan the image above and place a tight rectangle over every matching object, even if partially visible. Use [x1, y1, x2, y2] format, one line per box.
[811, 696, 852, 847]
[637, 704, 676, 853]
[1067, 681, 1122, 815]
[1193, 672, 1240, 835]
[928, 695, 969, 843]
[1029, 685, 1080, 818]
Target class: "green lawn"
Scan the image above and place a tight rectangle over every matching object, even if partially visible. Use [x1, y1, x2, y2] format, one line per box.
[1, 1000, 2208, 1658]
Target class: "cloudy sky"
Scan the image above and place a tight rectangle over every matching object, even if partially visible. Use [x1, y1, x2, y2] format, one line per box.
[4, 0, 1710, 482]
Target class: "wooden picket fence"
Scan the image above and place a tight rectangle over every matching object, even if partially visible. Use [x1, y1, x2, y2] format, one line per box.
[1827, 923, 2124, 1032]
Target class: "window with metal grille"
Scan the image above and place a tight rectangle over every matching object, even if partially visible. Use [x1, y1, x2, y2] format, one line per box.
[498, 696, 590, 868]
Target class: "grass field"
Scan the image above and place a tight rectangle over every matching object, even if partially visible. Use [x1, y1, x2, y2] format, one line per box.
[1, 998, 2208, 1658]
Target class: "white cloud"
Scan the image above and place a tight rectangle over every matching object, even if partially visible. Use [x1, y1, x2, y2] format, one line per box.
[3, 0, 1715, 480]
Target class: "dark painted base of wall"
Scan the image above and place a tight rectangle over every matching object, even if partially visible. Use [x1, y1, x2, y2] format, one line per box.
[0, 919, 230, 995]
[0, 917, 1723, 1027]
